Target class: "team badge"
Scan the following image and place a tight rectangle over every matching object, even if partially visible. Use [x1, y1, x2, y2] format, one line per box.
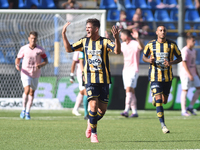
[98, 45, 102, 49]
[88, 90, 92, 96]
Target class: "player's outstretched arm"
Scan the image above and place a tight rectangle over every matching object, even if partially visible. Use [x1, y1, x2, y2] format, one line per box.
[111, 25, 121, 54]
[15, 58, 21, 71]
[62, 22, 73, 53]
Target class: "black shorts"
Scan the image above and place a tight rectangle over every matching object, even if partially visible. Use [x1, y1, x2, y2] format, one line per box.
[150, 81, 172, 97]
[85, 83, 109, 104]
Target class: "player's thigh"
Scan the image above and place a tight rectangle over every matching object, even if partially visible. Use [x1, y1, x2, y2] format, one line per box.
[98, 84, 109, 104]
[193, 75, 200, 88]
[150, 81, 163, 99]
[162, 81, 172, 104]
[180, 76, 190, 90]
[123, 70, 138, 89]
[30, 78, 39, 91]
[85, 83, 100, 101]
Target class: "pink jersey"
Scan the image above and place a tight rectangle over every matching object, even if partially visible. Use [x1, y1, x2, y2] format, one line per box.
[17, 44, 47, 78]
[121, 40, 141, 72]
[180, 46, 197, 77]
[73, 51, 82, 77]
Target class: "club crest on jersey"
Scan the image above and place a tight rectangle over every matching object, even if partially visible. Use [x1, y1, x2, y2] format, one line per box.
[98, 45, 102, 49]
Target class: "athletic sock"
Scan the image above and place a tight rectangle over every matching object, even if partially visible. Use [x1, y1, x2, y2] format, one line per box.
[156, 99, 165, 128]
[83, 95, 88, 117]
[97, 111, 104, 121]
[124, 92, 132, 112]
[89, 110, 97, 133]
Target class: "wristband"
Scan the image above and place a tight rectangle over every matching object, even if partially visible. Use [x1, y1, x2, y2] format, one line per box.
[70, 73, 74, 76]
[15, 64, 19, 67]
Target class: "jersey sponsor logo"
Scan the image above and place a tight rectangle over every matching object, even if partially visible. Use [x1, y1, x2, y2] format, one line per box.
[87, 50, 101, 55]
[84, 46, 92, 49]
[88, 55, 102, 71]
[155, 52, 169, 70]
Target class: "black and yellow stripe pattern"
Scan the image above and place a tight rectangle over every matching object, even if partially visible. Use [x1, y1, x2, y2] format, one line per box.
[143, 39, 181, 82]
[71, 37, 115, 84]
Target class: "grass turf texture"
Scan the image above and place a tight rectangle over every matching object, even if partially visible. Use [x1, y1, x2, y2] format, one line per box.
[0, 110, 200, 150]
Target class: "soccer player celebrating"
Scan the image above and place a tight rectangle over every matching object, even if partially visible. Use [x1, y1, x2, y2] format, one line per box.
[15, 31, 48, 120]
[142, 25, 182, 133]
[180, 35, 200, 116]
[120, 29, 144, 118]
[62, 18, 121, 143]
[70, 51, 89, 119]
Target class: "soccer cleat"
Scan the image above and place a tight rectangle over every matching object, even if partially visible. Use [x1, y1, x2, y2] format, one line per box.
[152, 96, 156, 106]
[91, 133, 99, 143]
[25, 112, 31, 120]
[120, 111, 129, 118]
[162, 126, 170, 134]
[187, 107, 197, 115]
[72, 110, 81, 116]
[20, 110, 25, 119]
[129, 113, 138, 118]
[181, 112, 191, 116]
[85, 119, 91, 138]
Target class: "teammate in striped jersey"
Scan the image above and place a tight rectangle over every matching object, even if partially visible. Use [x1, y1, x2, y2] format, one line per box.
[62, 18, 121, 143]
[143, 25, 182, 134]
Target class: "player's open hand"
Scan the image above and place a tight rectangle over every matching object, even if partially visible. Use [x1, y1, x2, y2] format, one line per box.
[149, 55, 155, 64]
[62, 22, 71, 34]
[111, 25, 120, 39]
[163, 59, 170, 67]
[131, 29, 139, 39]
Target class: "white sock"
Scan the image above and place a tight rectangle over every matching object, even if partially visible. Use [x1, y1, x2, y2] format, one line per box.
[182, 109, 186, 114]
[124, 92, 132, 112]
[73, 92, 84, 111]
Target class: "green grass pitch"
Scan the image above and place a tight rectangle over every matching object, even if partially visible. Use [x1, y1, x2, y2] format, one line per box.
[0, 109, 200, 150]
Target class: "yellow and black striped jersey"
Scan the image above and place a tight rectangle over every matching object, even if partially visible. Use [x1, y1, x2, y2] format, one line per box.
[143, 39, 181, 82]
[71, 36, 115, 84]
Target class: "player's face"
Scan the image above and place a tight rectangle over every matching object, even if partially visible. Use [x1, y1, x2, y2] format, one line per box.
[86, 23, 97, 38]
[156, 26, 167, 39]
[120, 32, 127, 42]
[188, 38, 196, 48]
[28, 34, 37, 47]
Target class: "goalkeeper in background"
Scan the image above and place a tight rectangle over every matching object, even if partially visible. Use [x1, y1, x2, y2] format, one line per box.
[15, 31, 48, 120]
[70, 51, 89, 120]
[62, 18, 121, 143]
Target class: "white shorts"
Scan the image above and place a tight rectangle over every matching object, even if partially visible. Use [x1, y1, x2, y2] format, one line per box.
[21, 73, 39, 90]
[180, 75, 200, 90]
[77, 75, 85, 91]
[122, 70, 139, 89]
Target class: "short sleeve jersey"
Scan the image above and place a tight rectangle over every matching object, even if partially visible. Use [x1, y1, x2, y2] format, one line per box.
[180, 46, 197, 77]
[71, 36, 115, 84]
[143, 39, 181, 82]
[121, 40, 141, 73]
[17, 44, 47, 78]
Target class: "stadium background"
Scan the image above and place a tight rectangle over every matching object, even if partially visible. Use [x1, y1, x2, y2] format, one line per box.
[0, 0, 200, 110]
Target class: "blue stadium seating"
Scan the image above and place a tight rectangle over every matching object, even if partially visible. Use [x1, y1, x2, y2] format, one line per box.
[107, 9, 120, 21]
[163, 0, 177, 5]
[170, 9, 178, 21]
[0, 0, 9, 8]
[147, 0, 161, 9]
[142, 9, 154, 21]
[126, 9, 135, 21]
[154, 9, 171, 22]
[124, 0, 135, 9]
[185, 0, 195, 9]
[99, 0, 117, 9]
[38, 0, 56, 9]
[133, 0, 149, 9]
[165, 23, 178, 36]
[5, 50, 16, 64]
[18, 0, 39, 9]
[185, 9, 200, 22]
[0, 51, 6, 63]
